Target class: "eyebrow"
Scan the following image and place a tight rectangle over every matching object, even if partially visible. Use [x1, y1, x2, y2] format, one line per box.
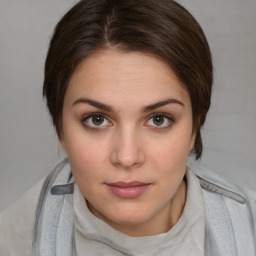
[141, 98, 184, 112]
[72, 98, 184, 113]
[72, 98, 114, 112]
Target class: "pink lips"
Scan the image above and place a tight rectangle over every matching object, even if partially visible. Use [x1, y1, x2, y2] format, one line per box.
[106, 181, 150, 199]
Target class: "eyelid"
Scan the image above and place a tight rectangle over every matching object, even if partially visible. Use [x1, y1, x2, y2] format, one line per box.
[81, 112, 112, 128]
[82, 112, 105, 121]
[145, 112, 174, 128]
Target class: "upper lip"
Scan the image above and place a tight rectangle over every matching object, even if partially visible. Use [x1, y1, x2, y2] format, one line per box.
[107, 181, 150, 187]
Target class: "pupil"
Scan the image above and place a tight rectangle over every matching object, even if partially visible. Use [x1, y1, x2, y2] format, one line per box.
[92, 115, 104, 125]
[153, 115, 164, 125]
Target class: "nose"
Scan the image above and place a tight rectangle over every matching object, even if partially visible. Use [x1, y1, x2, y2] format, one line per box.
[110, 127, 145, 169]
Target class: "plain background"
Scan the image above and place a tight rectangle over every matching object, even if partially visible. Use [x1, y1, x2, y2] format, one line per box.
[0, 0, 255, 212]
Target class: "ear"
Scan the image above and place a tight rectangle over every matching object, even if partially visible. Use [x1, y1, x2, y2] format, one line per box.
[189, 131, 196, 152]
[59, 133, 68, 154]
[190, 115, 200, 152]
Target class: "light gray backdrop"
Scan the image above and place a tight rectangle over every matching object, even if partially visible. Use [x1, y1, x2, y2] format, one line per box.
[0, 0, 255, 211]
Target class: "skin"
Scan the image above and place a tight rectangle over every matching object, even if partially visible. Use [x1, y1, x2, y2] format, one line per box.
[61, 48, 195, 237]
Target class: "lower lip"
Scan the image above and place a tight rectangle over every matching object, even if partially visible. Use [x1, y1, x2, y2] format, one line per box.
[107, 184, 150, 199]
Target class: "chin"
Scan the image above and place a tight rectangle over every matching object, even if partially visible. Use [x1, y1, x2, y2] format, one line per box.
[102, 204, 154, 226]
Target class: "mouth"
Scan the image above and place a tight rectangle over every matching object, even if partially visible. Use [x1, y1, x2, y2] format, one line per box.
[106, 181, 151, 199]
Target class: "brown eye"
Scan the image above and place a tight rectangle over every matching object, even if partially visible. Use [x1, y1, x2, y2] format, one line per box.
[153, 115, 164, 126]
[82, 113, 111, 128]
[92, 115, 104, 126]
[146, 113, 173, 128]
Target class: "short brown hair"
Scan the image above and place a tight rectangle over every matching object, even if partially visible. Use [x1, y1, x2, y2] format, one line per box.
[43, 0, 213, 159]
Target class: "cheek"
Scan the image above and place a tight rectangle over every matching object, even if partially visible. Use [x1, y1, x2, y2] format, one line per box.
[62, 124, 109, 167]
[149, 132, 192, 164]
[68, 141, 107, 172]
[67, 143, 106, 196]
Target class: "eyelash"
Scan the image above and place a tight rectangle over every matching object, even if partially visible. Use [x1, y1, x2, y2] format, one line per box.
[81, 112, 174, 130]
[145, 113, 174, 129]
[81, 113, 112, 130]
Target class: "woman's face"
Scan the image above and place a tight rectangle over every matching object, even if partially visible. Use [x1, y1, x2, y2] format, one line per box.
[61, 49, 195, 236]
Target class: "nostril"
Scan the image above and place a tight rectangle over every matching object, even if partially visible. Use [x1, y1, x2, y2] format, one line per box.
[110, 130, 145, 169]
[110, 147, 145, 169]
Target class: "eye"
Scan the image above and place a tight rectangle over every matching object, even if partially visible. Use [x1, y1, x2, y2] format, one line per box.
[146, 113, 173, 128]
[82, 113, 111, 128]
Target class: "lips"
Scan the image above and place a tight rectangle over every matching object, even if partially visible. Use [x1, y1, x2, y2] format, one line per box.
[106, 181, 151, 199]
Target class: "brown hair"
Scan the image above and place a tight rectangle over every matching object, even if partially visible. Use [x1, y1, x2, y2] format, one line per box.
[43, 0, 213, 159]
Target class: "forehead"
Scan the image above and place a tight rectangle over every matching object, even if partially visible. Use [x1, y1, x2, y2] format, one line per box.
[66, 48, 190, 108]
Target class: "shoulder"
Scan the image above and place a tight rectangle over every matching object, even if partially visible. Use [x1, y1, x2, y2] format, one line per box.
[0, 177, 46, 255]
[191, 167, 256, 253]
[192, 166, 256, 225]
[191, 166, 256, 223]
[192, 166, 255, 205]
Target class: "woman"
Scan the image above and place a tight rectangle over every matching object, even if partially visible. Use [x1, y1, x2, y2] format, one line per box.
[0, 0, 255, 255]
